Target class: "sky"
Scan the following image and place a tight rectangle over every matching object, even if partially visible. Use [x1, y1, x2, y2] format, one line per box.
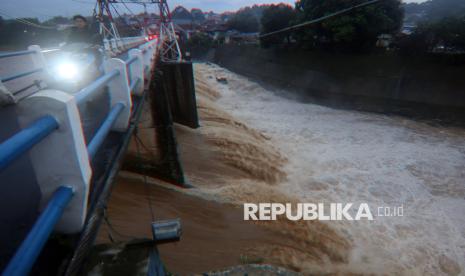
[0, 0, 427, 21]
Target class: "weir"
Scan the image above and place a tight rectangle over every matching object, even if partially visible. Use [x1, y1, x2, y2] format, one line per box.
[0, 29, 199, 274]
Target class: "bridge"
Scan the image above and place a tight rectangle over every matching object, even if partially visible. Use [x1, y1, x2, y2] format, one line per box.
[0, 15, 197, 275]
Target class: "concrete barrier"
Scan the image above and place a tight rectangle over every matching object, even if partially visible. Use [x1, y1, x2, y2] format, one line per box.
[212, 44, 465, 123]
[17, 90, 91, 233]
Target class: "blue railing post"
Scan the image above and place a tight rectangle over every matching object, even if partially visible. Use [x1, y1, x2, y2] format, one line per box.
[0, 115, 58, 172]
[102, 58, 132, 132]
[127, 48, 144, 96]
[2, 186, 74, 276]
[0, 50, 35, 59]
[87, 102, 125, 160]
[13, 90, 91, 234]
[74, 70, 120, 104]
[1, 68, 45, 83]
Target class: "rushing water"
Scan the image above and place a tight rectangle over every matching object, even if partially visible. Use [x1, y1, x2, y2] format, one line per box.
[193, 63, 465, 275]
[101, 62, 465, 275]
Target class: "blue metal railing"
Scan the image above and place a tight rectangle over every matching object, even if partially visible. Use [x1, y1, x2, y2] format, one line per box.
[1, 39, 155, 275]
[126, 56, 136, 83]
[2, 186, 74, 276]
[0, 115, 58, 172]
[74, 70, 120, 104]
[87, 102, 125, 160]
[130, 78, 141, 93]
[0, 50, 35, 59]
[126, 56, 137, 66]
[1, 68, 44, 83]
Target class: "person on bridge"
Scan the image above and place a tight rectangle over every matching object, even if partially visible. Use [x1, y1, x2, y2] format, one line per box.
[66, 15, 104, 72]
[67, 15, 102, 45]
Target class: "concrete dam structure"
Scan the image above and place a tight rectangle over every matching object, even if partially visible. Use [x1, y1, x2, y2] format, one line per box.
[211, 44, 465, 124]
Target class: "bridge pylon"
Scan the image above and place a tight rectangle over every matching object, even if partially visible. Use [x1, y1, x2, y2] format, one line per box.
[157, 0, 182, 62]
[96, 0, 122, 50]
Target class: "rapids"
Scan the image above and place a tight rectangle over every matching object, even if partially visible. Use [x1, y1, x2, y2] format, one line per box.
[193, 63, 465, 275]
[99, 62, 465, 275]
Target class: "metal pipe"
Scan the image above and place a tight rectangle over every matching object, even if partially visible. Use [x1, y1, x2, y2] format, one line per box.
[130, 78, 141, 94]
[126, 56, 137, 66]
[0, 50, 35, 59]
[2, 186, 74, 276]
[40, 48, 60, 54]
[1, 68, 44, 83]
[0, 115, 58, 172]
[125, 56, 137, 81]
[12, 80, 43, 96]
[87, 102, 125, 160]
[74, 70, 119, 105]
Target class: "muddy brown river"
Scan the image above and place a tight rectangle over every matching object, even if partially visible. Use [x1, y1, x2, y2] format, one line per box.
[97, 63, 465, 275]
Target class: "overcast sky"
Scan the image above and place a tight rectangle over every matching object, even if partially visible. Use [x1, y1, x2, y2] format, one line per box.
[1, 0, 428, 21]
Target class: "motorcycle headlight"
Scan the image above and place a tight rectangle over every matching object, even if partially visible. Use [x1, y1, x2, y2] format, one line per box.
[56, 62, 79, 80]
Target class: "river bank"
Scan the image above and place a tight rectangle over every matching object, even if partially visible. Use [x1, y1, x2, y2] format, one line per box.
[98, 62, 465, 275]
[208, 45, 465, 125]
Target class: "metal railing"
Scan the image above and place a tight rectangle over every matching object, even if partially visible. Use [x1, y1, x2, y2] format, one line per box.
[0, 37, 149, 91]
[0, 37, 158, 276]
[0, 50, 36, 59]
[0, 115, 58, 172]
[1, 68, 45, 83]
[87, 102, 125, 160]
[75, 70, 120, 104]
[103, 36, 148, 54]
[0, 46, 47, 90]
[2, 186, 74, 276]
[0, 104, 70, 276]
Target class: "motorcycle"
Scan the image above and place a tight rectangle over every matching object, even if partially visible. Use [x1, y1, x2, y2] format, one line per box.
[48, 43, 105, 92]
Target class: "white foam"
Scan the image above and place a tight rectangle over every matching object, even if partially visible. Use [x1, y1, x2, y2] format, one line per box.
[196, 63, 465, 275]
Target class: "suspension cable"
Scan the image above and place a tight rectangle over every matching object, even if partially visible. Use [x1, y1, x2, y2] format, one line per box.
[0, 10, 56, 30]
[259, 0, 380, 38]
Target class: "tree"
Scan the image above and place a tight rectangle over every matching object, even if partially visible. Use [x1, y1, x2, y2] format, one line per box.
[227, 5, 268, 33]
[43, 16, 71, 26]
[171, 6, 192, 20]
[191, 8, 205, 23]
[405, 0, 465, 23]
[431, 16, 465, 50]
[187, 32, 213, 50]
[400, 15, 465, 54]
[260, 4, 296, 46]
[294, 0, 404, 52]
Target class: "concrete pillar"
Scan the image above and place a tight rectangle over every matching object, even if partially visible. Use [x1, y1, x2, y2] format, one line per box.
[17, 90, 91, 234]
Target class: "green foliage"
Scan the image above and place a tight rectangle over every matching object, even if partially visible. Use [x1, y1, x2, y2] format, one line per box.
[399, 16, 465, 54]
[294, 0, 404, 52]
[227, 5, 267, 33]
[43, 16, 71, 26]
[187, 32, 213, 50]
[191, 8, 206, 22]
[0, 17, 64, 49]
[405, 0, 465, 23]
[260, 4, 296, 46]
[430, 16, 465, 49]
[172, 6, 193, 20]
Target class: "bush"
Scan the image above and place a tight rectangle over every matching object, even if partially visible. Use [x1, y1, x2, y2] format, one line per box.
[187, 32, 213, 50]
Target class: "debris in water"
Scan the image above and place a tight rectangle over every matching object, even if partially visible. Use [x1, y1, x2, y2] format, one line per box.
[216, 76, 228, 84]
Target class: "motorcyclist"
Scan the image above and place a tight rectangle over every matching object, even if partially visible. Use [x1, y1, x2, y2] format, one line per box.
[67, 15, 102, 45]
[65, 15, 104, 73]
